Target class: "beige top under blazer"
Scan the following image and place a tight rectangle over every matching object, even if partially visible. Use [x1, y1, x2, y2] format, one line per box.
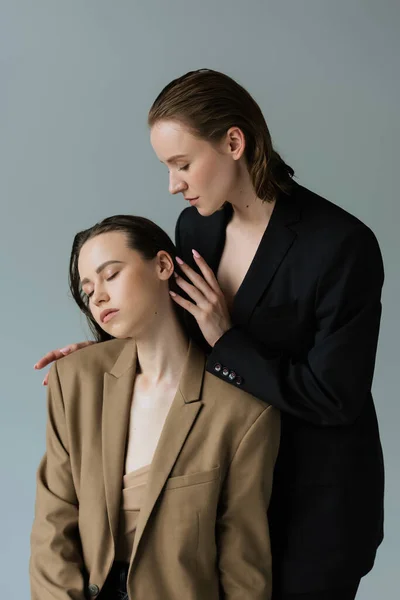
[30, 339, 280, 600]
[115, 464, 150, 562]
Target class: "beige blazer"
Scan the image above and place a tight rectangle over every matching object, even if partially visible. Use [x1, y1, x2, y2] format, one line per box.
[30, 339, 280, 600]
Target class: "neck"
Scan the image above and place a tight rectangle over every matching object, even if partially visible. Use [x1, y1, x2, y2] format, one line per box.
[229, 166, 276, 227]
[134, 303, 189, 387]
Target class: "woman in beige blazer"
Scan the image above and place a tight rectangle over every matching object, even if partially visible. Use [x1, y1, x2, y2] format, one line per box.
[30, 214, 280, 600]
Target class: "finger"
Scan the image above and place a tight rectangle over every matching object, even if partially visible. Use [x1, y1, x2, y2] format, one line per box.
[42, 372, 49, 386]
[60, 341, 95, 354]
[34, 341, 94, 369]
[169, 291, 201, 318]
[174, 273, 208, 306]
[34, 349, 69, 370]
[176, 257, 218, 299]
[191, 250, 221, 294]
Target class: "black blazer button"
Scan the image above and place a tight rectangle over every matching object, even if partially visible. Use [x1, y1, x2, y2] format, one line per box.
[222, 367, 229, 377]
[228, 371, 236, 381]
[88, 584, 99, 596]
[235, 376, 243, 386]
[214, 363, 222, 373]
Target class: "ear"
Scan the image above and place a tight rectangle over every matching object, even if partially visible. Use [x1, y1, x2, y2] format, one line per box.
[225, 126, 246, 161]
[156, 250, 175, 281]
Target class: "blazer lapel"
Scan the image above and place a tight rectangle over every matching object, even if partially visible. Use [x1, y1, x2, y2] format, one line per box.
[129, 341, 205, 567]
[102, 339, 137, 547]
[189, 191, 301, 326]
[232, 189, 301, 325]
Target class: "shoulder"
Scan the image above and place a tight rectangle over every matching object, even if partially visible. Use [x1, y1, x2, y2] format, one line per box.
[294, 183, 375, 239]
[176, 205, 200, 232]
[291, 184, 382, 265]
[54, 338, 129, 381]
[175, 205, 223, 243]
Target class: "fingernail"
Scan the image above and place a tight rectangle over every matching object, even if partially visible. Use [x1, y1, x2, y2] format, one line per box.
[173, 272, 178, 278]
[42, 378, 46, 386]
[176, 257, 184, 265]
[192, 249, 201, 258]
[60, 347, 71, 354]
[33, 364, 38, 369]
[169, 291, 177, 297]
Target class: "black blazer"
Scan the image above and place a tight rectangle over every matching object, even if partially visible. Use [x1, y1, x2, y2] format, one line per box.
[175, 181, 384, 594]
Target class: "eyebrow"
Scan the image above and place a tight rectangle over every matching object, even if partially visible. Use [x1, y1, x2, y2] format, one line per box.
[80, 260, 124, 287]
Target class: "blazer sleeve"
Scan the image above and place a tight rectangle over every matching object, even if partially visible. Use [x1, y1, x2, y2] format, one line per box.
[217, 405, 280, 600]
[30, 362, 86, 600]
[208, 224, 384, 426]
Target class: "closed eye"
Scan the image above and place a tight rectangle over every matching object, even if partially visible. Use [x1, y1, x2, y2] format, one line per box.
[178, 164, 189, 172]
[84, 272, 119, 300]
[106, 272, 119, 281]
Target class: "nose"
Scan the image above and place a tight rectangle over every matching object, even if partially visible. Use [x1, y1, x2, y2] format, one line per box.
[92, 286, 109, 307]
[169, 171, 188, 195]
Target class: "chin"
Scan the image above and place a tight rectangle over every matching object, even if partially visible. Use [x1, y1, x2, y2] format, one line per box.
[197, 198, 226, 217]
[110, 327, 133, 340]
[102, 322, 129, 340]
[196, 205, 217, 217]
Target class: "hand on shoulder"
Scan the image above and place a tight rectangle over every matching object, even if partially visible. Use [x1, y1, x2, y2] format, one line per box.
[34, 341, 96, 385]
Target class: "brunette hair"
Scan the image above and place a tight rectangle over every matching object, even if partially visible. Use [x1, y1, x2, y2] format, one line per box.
[69, 215, 184, 342]
[148, 68, 294, 202]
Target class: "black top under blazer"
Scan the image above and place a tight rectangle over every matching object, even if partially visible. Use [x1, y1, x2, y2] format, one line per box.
[175, 181, 384, 595]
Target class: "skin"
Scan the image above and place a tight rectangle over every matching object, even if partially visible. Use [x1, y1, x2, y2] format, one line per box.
[76, 230, 190, 470]
[151, 120, 275, 345]
[71, 231, 188, 386]
[35, 120, 275, 383]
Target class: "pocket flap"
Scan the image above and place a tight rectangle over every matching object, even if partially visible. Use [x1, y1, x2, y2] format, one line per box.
[164, 466, 220, 490]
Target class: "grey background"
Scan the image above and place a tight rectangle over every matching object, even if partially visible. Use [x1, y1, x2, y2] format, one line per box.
[1, 1, 398, 597]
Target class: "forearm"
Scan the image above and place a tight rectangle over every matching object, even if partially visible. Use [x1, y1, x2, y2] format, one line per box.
[208, 316, 379, 426]
[209, 225, 383, 426]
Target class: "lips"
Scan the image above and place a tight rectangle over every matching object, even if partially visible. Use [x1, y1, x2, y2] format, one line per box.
[100, 308, 119, 324]
[185, 197, 199, 205]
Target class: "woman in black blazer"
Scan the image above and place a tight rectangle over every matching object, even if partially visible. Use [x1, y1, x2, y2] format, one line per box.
[36, 69, 384, 600]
